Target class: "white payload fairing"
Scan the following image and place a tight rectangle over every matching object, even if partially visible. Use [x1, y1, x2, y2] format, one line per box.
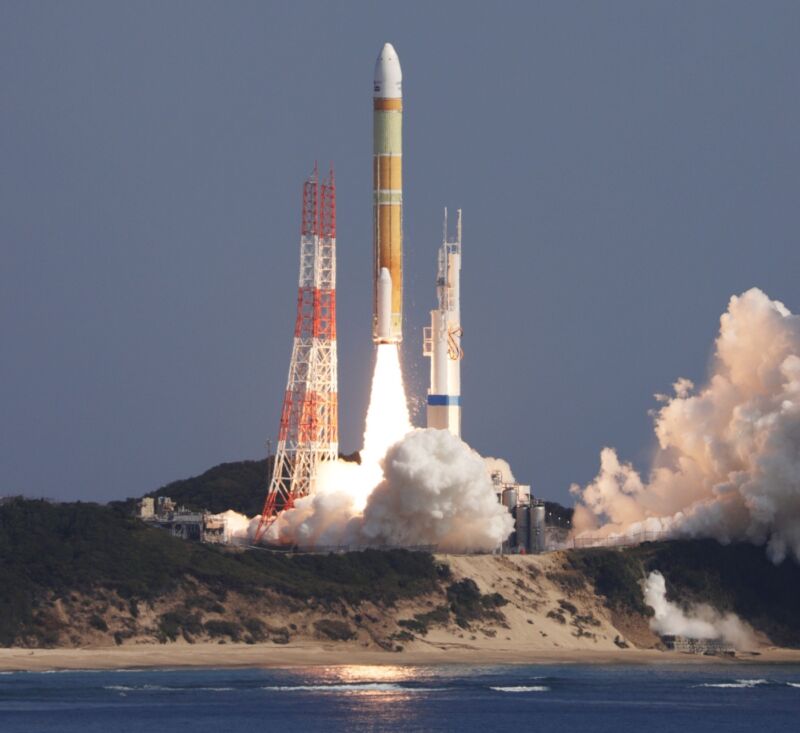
[424, 209, 463, 437]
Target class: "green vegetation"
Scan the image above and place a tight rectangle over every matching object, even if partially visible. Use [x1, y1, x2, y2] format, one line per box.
[543, 501, 573, 528]
[0, 498, 443, 646]
[204, 620, 243, 641]
[630, 540, 800, 647]
[314, 619, 356, 641]
[566, 547, 652, 615]
[398, 605, 450, 635]
[144, 460, 271, 516]
[140, 453, 360, 516]
[561, 540, 800, 647]
[4, 494, 800, 650]
[242, 617, 267, 642]
[158, 610, 204, 642]
[446, 579, 508, 629]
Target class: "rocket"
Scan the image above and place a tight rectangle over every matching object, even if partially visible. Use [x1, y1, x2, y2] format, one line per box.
[373, 43, 403, 344]
[424, 209, 463, 437]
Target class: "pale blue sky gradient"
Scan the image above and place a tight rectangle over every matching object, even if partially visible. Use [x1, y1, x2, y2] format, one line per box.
[1, 1, 799, 504]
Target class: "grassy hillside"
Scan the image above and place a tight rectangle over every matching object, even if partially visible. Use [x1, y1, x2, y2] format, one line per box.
[559, 540, 800, 646]
[3, 497, 800, 650]
[145, 459, 271, 516]
[143, 453, 362, 516]
[0, 498, 444, 647]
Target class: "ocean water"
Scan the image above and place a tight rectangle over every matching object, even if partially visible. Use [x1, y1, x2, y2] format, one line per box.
[1, 663, 799, 732]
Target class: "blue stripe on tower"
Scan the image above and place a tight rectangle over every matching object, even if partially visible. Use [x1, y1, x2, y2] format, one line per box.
[427, 395, 461, 406]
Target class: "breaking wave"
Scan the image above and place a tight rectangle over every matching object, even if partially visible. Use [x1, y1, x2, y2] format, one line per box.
[695, 679, 769, 689]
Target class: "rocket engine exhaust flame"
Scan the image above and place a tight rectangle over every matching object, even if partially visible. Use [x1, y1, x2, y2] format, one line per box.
[250, 343, 512, 552]
[572, 288, 800, 563]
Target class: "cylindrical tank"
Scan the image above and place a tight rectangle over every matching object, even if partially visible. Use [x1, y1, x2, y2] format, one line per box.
[530, 502, 546, 553]
[502, 487, 518, 510]
[515, 504, 530, 552]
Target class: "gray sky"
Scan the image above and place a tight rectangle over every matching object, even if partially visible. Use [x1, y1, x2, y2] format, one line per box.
[1, 1, 798, 505]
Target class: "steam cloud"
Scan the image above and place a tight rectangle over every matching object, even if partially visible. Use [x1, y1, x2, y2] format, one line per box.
[643, 571, 754, 649]
[225, 345, 515, 552]
[266, 429, 514, 552]
[572, 288, 800, 562]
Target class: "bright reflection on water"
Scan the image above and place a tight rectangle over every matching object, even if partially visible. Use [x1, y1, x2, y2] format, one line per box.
[2, 663, 800, 733]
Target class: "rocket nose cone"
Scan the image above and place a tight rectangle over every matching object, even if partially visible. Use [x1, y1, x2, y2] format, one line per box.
[374, 42, 402, 99]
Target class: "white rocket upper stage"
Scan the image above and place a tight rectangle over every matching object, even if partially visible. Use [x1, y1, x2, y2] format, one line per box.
[374, 42, 402, 99]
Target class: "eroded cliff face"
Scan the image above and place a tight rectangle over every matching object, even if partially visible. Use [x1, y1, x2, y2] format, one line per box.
[10, 538, 800, 654]
[6, 553, 658, 653]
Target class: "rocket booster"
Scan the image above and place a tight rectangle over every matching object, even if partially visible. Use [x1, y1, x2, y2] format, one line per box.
[373, 43, 403, 344]
[424, 209, 463, 437]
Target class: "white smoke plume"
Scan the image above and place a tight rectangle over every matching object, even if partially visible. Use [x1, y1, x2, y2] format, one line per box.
[484, 457, 516, 483]
[237, 344, 515, 552]
[643, 571, 755, 649]
[212, 509, 253, 545]
[572, 288, 800, 562]
[360, 429, 514, 551]
[265, 428, 514, 552]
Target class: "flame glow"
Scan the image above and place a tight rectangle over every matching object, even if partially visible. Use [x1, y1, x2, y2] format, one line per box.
[356, 344, 413, 503]
[314, 344, 411, 511]
[230, 342, 513, 551]
[261, 344, 412, 544]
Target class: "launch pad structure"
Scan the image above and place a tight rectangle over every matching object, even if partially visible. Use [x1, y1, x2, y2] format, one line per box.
[254, 166, 338, 544]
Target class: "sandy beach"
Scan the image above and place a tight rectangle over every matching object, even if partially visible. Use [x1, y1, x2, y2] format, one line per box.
[1, 642, 799, 673]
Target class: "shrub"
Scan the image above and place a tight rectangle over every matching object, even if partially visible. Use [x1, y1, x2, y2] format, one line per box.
[398, 605, 451, 636]
[243, 618, 267, 642]
[204, 620, 242, 641]
[558, 599, 578, 615]
[158, 612, 182, 641]
[313, 619, 355, 641]
[446, 580, 508, 628]
[88, 614, 108, 632]
[546, 571, 586, 593]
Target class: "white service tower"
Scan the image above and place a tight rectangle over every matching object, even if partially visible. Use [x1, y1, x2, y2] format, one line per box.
[424, 209, 463, 437]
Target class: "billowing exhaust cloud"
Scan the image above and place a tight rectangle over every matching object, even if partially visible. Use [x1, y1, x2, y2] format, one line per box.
[360, 429, 515, 551]
[266, 429, 514, 552]
[572, 288, 800, 562]
[225, 344, 515, 552]
[643, 571, 755, 649]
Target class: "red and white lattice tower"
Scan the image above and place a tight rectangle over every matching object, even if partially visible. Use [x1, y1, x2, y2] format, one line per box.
[254, 166, 337, 543]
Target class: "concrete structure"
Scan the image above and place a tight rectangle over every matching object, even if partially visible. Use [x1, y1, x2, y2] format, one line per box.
[492, 471, 549, 554]
[661, 635, 735, 655]
[373, 42, 404, 344]
[424, 209, 463, 436]
[137, 496, 230, 544]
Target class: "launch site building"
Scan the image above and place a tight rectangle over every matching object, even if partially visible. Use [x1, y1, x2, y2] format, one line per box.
[492, 472, 547, 554]
[137, 496, 229, 544]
